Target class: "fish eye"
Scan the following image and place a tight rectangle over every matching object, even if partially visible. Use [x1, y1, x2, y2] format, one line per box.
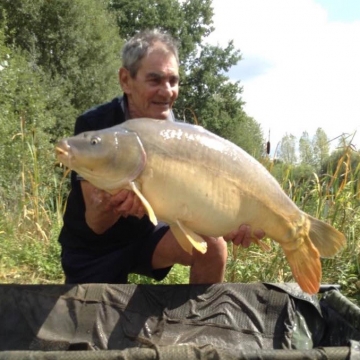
[90, 136, 101, 145]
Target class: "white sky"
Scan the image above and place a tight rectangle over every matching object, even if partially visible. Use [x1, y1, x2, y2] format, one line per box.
[208, 0, 360, 155]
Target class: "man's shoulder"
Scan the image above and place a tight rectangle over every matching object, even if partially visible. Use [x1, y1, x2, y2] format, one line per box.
[76, 97, 125, 133]
[82, 97, 121, 118]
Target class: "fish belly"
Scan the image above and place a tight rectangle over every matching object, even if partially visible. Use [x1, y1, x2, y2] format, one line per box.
[122, 118, 302, 243]
[139, 147, 301, 243]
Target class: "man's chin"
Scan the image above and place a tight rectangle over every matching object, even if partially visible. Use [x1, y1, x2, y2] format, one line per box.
[151, 111, 171, 120]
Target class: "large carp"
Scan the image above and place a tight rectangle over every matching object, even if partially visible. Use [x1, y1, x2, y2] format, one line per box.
[56, 118, 346, 294]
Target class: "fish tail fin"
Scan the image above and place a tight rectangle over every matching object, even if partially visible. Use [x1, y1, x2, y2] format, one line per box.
[283, 214, 346, 295]
[308, 215, 346, 258]
[283, 235, 321, 295]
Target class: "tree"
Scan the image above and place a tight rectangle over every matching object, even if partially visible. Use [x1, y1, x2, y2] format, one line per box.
[1, 0, 263, 146]
[299, 131, 314, 166]
[278, 133, 297, 164]
[177, 41, 243, 130]
[313, 128, 330, 170]
[109, 0, 214, 60]
[0, 23, 57, 192]
[225, 113, 264, 158]
[0, 0, 123, 137]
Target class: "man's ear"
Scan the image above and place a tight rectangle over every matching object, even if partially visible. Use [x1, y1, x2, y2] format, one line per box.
[119, 67, 131, 93]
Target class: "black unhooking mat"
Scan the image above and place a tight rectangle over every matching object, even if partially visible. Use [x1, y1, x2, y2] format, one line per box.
[1, 282, 360, 359]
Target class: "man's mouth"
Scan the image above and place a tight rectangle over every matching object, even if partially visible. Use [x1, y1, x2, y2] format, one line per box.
[153, 101, 170, 107]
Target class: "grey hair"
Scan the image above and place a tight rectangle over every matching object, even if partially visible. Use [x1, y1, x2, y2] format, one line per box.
[121, 29, 180, 78]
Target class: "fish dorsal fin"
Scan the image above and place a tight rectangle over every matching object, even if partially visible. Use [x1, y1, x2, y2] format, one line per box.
[170, 220, 207, 255]
[129, 181, 158, 226]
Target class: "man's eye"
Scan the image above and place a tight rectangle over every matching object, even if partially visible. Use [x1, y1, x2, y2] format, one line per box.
[90, 136, 101, 145]
[149, 78, 160, 85]
[170, 77, 179, 86]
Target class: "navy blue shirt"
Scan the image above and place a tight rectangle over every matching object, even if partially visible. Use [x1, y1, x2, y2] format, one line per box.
[58, 97, 156, 250]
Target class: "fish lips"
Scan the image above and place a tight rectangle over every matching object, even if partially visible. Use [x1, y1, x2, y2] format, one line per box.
[55, 140, 74, 165]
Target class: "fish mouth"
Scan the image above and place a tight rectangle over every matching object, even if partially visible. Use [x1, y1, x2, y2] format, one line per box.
[55, 146, 69, 157]
[55, 142, 73, 167]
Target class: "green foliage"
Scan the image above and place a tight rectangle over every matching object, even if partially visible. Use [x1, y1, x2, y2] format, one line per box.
[299, 131, 314, 166]
[0, 221, 63, 283]
[0, 0, 123, 135]
[0, 20, 69, 283]
[109, 0, 214, 58]
[176, 41, 243, 127]
[0, 25, 56, 191]
[277, 127, 331, 172]
[278, 133, 297, 164]
[313, 128, 330, 170]
[1, 0, 260, 145]
[321, 147, 360, 177]
[225, 113, 265, 158]
[0, 113, 67, 283]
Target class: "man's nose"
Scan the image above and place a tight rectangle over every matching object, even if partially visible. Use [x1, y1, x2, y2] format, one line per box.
[158, 82, 173, 97]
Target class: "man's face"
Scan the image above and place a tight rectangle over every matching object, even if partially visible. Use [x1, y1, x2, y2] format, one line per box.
[120, 46, 179, 120]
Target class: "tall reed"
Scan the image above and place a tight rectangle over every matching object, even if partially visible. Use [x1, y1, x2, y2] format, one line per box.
[0, 119, 66, 283]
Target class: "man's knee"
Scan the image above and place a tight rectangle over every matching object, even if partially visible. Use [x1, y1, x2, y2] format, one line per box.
[153, 231, 228, 271]
[195, 236, 228, 266]
[189, 236, 227, 284]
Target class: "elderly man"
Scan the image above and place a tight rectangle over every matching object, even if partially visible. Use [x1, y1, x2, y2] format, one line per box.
[58, 29, 264, 284]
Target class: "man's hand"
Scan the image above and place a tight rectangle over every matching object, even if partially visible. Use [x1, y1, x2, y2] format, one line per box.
[81, 181, 145, 234]
[107, 189, 145, 219]
[223, 224, 265, 248]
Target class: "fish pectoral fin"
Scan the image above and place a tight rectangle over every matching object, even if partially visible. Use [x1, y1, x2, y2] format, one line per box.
[170, 224, 193, 255]
[129, 181, 158, 226]
[282, 235, 321, 295]
[170, 221, 208, 255]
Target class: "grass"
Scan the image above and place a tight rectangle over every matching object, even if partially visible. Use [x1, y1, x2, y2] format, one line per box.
[0, 192, 64, 284]
[0, 125, 65, 284]
[1, 127, 360, 306]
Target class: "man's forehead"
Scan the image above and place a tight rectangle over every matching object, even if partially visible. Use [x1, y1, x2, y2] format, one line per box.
[139, 47, 178, 70]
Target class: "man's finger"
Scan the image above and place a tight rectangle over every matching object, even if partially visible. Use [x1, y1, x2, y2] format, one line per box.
[233, 225, 252, 247]
[253, 229, 266, 240]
